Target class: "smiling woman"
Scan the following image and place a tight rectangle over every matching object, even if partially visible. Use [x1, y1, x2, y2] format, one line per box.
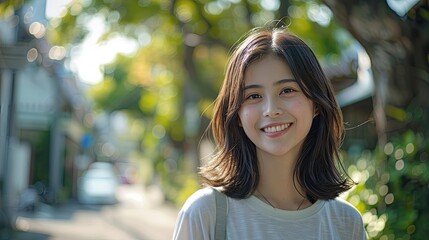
[172, 24, 367, 240]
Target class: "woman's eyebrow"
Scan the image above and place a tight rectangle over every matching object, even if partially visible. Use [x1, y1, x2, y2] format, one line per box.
[274, 78, 296, 86]
[243, 84, 262, 91]
[243, 78, 296, 91]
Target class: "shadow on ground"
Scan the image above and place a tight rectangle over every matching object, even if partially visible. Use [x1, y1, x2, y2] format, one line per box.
[3, 230, 50, 240]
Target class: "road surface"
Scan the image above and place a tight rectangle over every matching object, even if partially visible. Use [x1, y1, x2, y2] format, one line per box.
[13, 184, 180, 240]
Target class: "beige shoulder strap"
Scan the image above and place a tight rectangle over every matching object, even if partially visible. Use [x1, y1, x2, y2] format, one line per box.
[213, 188, 227, 240]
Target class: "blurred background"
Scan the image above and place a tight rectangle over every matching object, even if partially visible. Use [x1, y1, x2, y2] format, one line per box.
[0, 0, 428, 239]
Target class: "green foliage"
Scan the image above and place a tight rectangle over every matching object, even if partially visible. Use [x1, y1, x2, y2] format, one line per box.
[0, 0, 28, 18]
[88, 55, 145, 113]
[156, 153, 201, 207]
[381, 131, 429, 239]
[344, 129, 429, 239]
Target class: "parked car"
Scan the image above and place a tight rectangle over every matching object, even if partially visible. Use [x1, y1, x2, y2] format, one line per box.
[78, 162, 119, 204]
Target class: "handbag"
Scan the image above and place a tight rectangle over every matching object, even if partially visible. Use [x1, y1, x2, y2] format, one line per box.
[213, 187, 227, 240]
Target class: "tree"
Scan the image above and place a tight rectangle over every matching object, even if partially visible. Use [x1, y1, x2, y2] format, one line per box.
[322, 0, 429, 145]
[320, 1, 429, 238]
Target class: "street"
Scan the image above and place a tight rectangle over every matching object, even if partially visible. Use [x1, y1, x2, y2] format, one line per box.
[13, 185, 179, 240]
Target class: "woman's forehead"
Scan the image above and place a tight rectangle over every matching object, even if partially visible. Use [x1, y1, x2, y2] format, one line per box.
[243, 55, 293, 85]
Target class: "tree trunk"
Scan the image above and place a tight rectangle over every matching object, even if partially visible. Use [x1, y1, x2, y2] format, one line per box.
[322, 0, 429, 146]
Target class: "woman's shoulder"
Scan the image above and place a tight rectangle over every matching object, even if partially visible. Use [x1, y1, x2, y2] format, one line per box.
[322, 198, 367, 239]
[180, 187, 217, 215]
[173, 188, 220, 239]
[323, 197, 363, 220]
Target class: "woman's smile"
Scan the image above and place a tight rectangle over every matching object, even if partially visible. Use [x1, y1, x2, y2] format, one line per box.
[262, 123, 291, 133]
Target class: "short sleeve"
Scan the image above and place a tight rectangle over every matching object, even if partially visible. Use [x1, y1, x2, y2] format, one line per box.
[172, 188, 217, 240]
[333, 198, 368, 240]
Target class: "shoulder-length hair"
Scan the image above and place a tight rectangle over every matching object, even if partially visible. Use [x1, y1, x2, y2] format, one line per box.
[200, 26, 352, 202]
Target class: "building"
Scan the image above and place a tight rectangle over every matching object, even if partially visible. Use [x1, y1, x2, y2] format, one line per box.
[0, 0, 92, 234]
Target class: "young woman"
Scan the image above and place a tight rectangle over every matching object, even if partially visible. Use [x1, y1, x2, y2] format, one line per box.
[173, 26, 367, 239]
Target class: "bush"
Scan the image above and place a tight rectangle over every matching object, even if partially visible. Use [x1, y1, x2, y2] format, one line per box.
[344, 131, 429, 239]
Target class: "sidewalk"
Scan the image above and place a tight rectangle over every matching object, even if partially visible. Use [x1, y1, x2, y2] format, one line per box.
[11, 184, 179, 240]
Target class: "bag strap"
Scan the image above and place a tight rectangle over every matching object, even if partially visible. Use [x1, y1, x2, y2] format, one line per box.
[213, 188, 227, 240]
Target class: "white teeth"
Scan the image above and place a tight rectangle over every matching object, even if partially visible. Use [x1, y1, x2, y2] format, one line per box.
[263, 123, 290, 133]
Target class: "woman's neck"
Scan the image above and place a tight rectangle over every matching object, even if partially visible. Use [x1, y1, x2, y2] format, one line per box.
[256, 151, 308, 210]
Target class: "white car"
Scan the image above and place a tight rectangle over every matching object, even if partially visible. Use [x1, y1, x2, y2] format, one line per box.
[78, 162, 119, 204]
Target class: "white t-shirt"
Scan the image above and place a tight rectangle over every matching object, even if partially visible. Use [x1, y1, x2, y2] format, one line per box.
[173, 187, 367, 240]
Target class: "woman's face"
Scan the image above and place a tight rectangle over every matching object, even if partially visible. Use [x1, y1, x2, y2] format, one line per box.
[238, 54, 317, 160]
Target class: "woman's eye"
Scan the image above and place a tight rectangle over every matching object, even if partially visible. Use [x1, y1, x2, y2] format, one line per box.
[246, 94, 261, 100]
[281, 88, 295, 94]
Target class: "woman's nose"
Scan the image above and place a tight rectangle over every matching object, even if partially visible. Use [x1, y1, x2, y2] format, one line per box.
[263, 98, 283, 118]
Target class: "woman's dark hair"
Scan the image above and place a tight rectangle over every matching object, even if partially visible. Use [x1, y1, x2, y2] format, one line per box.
[200, 26, 352, 202]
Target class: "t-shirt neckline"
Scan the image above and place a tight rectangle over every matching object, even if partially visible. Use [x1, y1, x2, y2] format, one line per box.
[246, 195, 325, 221]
